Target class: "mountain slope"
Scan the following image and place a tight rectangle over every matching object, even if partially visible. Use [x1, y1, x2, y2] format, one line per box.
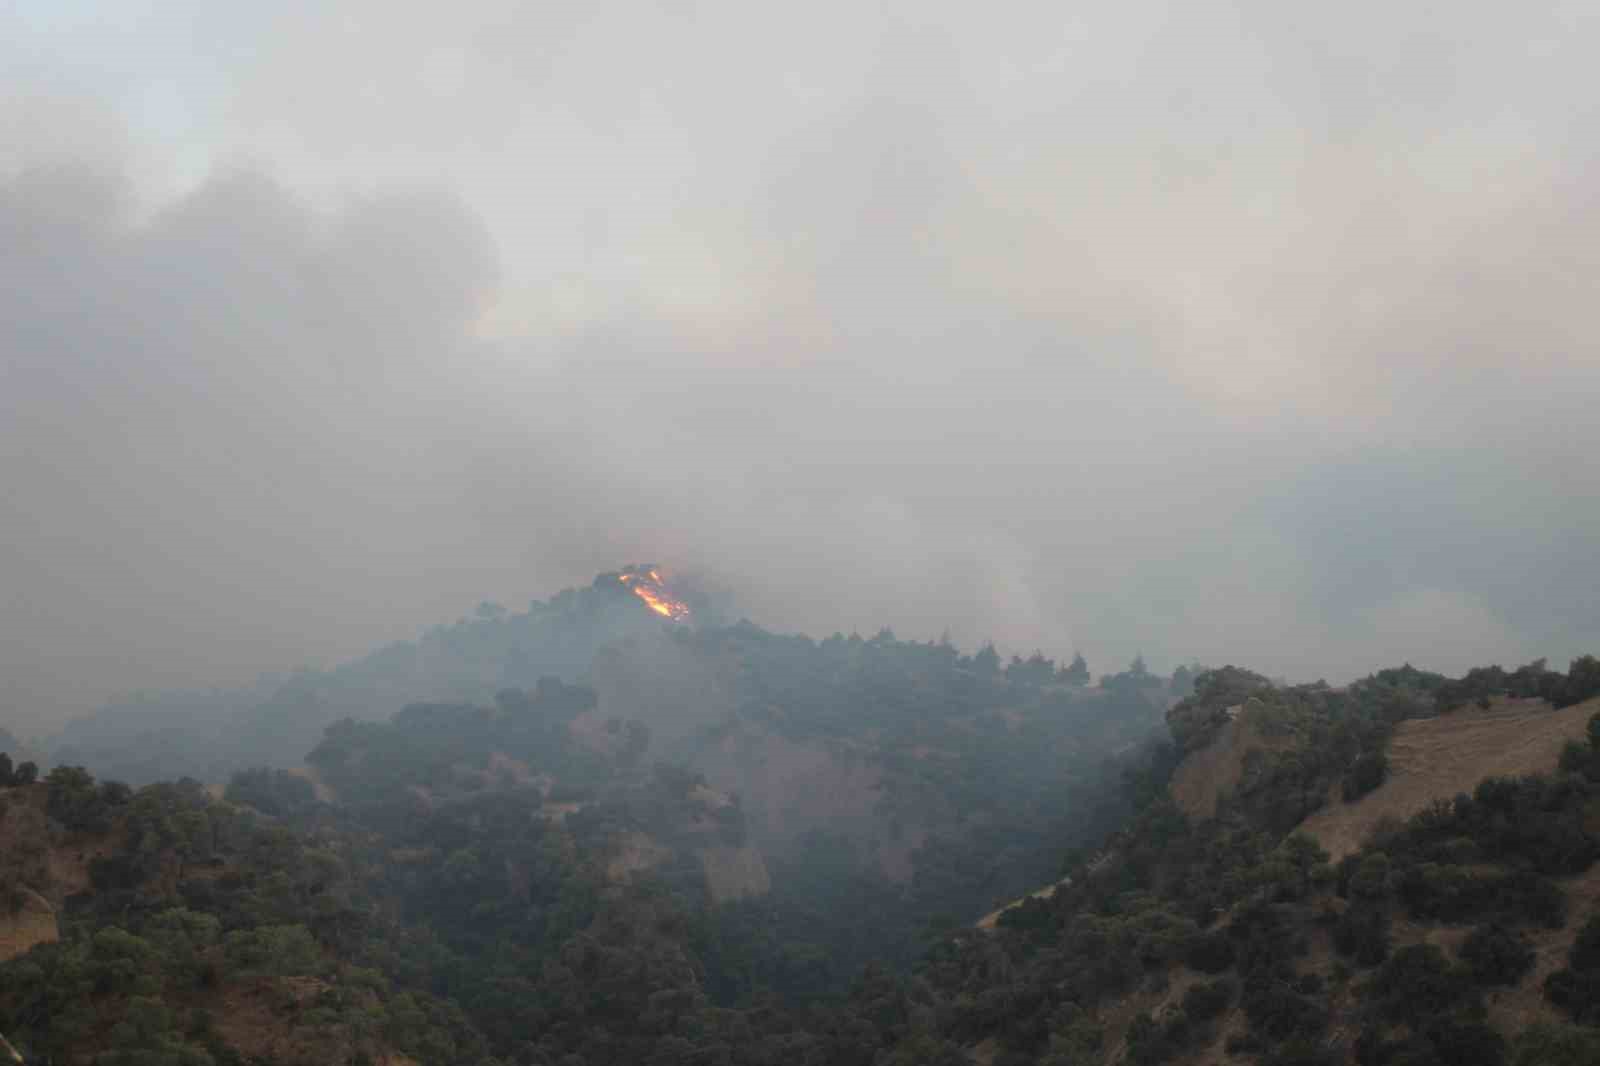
[933, 661, 1600, 1066]
[15, 585, 1600, 1066]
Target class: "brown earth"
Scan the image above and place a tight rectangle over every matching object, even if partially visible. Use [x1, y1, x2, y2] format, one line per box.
[0, 889, 58, 962]
[212, 976, 408, 1066]
[976, 876, 1072, 931]
[0, 784, 120, 962]
[1169, 704, 1292, 820]
[697, 844, 772, 903]
[1300, 696, 1598, 861]
[605, 831, 673, 882]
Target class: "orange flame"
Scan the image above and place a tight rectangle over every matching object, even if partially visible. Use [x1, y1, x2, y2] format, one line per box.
[618, 567, 691, 622]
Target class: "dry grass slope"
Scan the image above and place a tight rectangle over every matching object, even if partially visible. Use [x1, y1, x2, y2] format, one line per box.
[0, 889, 58, 962]
[1300, 696, 1598, 860]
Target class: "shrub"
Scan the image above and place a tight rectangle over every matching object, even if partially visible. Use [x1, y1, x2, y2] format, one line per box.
[1181, 979, 1233, 1022]
[45, 765, 130, 832]
[1461, 923, 1535, 986]
[1422, 1016, 1507, 1066]
[1241, 982, 1326, 1044]
[222, 924, 323, 978]
[1265, 1040, 1335, 1066]
[1512, 1023, 1600, 1066]
[1342, 751, 1388, 802]
[224, 768, 319, 819]
[1559, 656, 1600, 707]
[1545, 915, 1600, 1024]
[1571, 914, 1600, 972]
[1558, 739, 1600, 780]
[1125, 1011, 1183, 1066]
[1333, 906, 1390, 967]
[1368, 945, 1476, 1026]
[1185, 930, 1236, 974]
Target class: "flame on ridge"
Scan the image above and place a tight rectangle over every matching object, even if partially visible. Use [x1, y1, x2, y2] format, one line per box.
[618, 566, 691, 622]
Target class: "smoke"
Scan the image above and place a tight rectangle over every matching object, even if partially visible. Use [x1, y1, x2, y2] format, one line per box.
[5, 0, 1600, 731]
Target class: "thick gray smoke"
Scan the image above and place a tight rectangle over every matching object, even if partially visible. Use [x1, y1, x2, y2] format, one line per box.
[4, 1, 1600, 733]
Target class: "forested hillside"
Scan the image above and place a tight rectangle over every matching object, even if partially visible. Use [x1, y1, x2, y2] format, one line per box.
[7, 578, 1600, 1065]
[0, 578, 1181, 1065]
[40, 572, 1181, 926]
[926, 658, 1600, 1066]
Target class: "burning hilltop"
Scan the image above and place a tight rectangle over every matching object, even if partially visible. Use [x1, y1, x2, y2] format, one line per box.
[617, 565, 692, 622]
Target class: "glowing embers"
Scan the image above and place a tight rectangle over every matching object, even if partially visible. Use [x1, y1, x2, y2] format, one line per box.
[617, 566, 691, 622]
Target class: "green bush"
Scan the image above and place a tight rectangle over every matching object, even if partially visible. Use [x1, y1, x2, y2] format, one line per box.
[1184, 930, 1236, 973]
[1460, 923, 1535, 986]
[1342, 751, 1388, 802]
[1181, 978, 1233, 1022]
[1544, 916, 1600, 1024]
[1368, 945, 1477, 1026]
[224, 768, 319, 819]
[1333, 906, 1390, 967]
[1511, 1023, 1600, 1066]
[221, 924, 323, 978]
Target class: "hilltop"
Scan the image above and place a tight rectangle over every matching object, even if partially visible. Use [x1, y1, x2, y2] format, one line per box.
[43, 571, 689, 785]
[31, 570, 1183, 923]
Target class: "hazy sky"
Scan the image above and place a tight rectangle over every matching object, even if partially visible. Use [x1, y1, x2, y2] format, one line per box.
[5, 1, 1600, 730]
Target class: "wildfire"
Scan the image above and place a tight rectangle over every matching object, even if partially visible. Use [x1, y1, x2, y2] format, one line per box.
[617, 566, 692, 622]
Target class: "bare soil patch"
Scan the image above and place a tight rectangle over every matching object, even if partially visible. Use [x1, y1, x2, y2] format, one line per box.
[1170, 706, 1292, 820]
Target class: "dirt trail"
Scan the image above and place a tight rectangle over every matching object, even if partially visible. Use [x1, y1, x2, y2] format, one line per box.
[975, 876, 1072, 930]
[1300, 696, 1597, 860]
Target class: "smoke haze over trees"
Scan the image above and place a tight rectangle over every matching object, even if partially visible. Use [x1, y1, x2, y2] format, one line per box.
[7, 9, 1600, 1063]
[5, 1, 1600, 737]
